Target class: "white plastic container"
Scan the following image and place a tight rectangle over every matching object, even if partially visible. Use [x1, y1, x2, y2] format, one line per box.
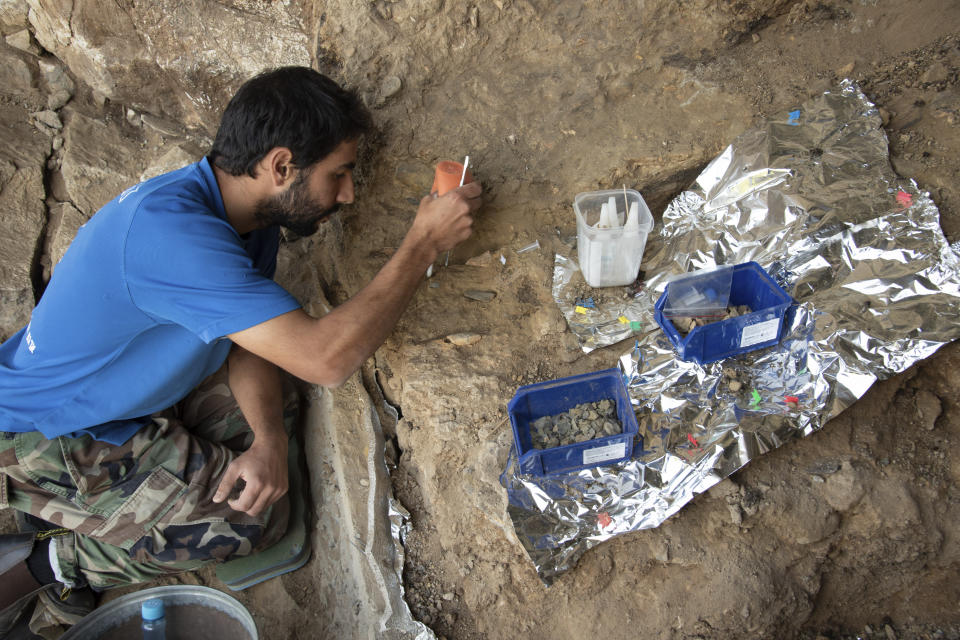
[574, 189, 654, 287]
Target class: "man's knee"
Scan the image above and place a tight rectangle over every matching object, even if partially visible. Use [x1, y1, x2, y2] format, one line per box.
[128, 492, 290, 565]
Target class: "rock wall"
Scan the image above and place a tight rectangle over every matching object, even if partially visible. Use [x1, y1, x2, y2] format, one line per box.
[0, 0, 312, 339]
[0, 0, 52, 339]
[25, 0, 312, 131]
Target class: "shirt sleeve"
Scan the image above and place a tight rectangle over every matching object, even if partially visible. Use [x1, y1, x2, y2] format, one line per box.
[124, 197, 301, 344]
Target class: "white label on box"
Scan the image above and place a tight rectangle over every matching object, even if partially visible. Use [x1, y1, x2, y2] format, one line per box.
[582, 442, 627, 465]
[740, 318, 780, 347]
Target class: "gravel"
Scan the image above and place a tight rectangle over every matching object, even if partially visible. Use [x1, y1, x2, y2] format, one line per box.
[530, 399, 621, 449]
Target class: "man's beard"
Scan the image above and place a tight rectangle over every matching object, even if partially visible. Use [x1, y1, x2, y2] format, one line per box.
[253, 174, 339, 237]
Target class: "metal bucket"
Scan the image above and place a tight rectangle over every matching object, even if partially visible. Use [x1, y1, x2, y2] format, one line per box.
[60, 585, 258, 640]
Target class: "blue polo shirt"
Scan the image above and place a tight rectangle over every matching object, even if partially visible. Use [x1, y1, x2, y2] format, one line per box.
[0, 157, 301, 444]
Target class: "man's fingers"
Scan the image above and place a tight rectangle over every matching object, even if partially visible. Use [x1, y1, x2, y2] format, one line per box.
[213, 464, 241, 503]
[212, 443, 288, 515]
[447, 185, 481, 210]
[228, 478, 260, 514]
[455, 182, 482, 198]
[246, 493, 273, 518]
[454, 217, 474, 244]
[230, 485, 284, 517]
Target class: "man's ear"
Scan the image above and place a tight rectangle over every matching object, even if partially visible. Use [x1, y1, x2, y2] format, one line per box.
[259, 147, 296, 189]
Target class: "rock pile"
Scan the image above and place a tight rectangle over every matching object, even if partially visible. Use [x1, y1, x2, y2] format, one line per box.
[672, 305, 752, 335]
[530, 399, 621, 449]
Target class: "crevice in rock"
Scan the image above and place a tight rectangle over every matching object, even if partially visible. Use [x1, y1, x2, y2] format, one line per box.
[30, 162, 56, 304]
[361, 360, 402, 434]
[728, 15, 774, 45]
[359, 361, 407, 482]
[28, 219, 48, 304]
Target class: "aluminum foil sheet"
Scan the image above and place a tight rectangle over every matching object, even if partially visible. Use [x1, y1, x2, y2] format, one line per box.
[388, 497, 437, 639]
[374, 387, 437, 639]
[502, 80, 960, 584]
[552, 254, 653, 352]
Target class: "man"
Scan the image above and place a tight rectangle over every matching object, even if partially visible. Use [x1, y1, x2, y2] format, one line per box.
[0, 66, 481, 630]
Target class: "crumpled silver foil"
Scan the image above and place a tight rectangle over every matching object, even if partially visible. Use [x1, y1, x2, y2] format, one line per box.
[388, 497, 437, 639]
[552, 254, 653, 352]
[363, 378, 436, 639]
[502, 80, 960, 584]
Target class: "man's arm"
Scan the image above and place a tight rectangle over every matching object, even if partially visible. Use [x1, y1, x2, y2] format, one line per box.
[228, 182, 481, 386]
[212, 344, 289, 516]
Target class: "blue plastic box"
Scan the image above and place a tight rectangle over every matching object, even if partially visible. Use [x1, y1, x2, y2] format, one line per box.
[508, 369, 640, 477]
[654, 262, 792, 364]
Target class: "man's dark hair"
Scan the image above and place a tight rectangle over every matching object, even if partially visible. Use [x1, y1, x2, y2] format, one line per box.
[209, 66, 372, 178]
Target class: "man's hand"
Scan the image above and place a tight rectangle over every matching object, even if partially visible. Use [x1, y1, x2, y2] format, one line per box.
[213, 432, 288, 517]
[410, 181, 482, 255]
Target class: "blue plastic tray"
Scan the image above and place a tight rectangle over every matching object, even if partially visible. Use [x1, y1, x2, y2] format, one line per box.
[508, 369, 640, 477]
[654, 261, 792, 364]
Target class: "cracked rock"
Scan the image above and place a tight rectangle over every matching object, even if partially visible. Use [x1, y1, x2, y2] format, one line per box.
[5, 28, 38, 54]
[38, 58, 75, 110]
[380, 75, 402, 99]
[914, 389, 941, 430]
[464, 290, 496, 302]
[445, 332, 482, 346]
[30, 109, 62, 134]
[530, 399, 621, 449]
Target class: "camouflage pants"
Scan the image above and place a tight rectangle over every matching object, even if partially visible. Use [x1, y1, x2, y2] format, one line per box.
[0, 366, 296, 589]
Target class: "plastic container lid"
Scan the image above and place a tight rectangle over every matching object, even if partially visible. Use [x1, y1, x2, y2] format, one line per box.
[662, 265, 734, 318]
[141, 598, 165, 621]
[63, 585, 257, 640]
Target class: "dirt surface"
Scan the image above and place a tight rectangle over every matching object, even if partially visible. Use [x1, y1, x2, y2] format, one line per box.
[348, 2, 960, 639]
[1, 0, 959, 639]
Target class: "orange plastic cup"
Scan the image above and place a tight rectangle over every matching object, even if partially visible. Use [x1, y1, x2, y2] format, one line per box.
[432, 160, 473, 196]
